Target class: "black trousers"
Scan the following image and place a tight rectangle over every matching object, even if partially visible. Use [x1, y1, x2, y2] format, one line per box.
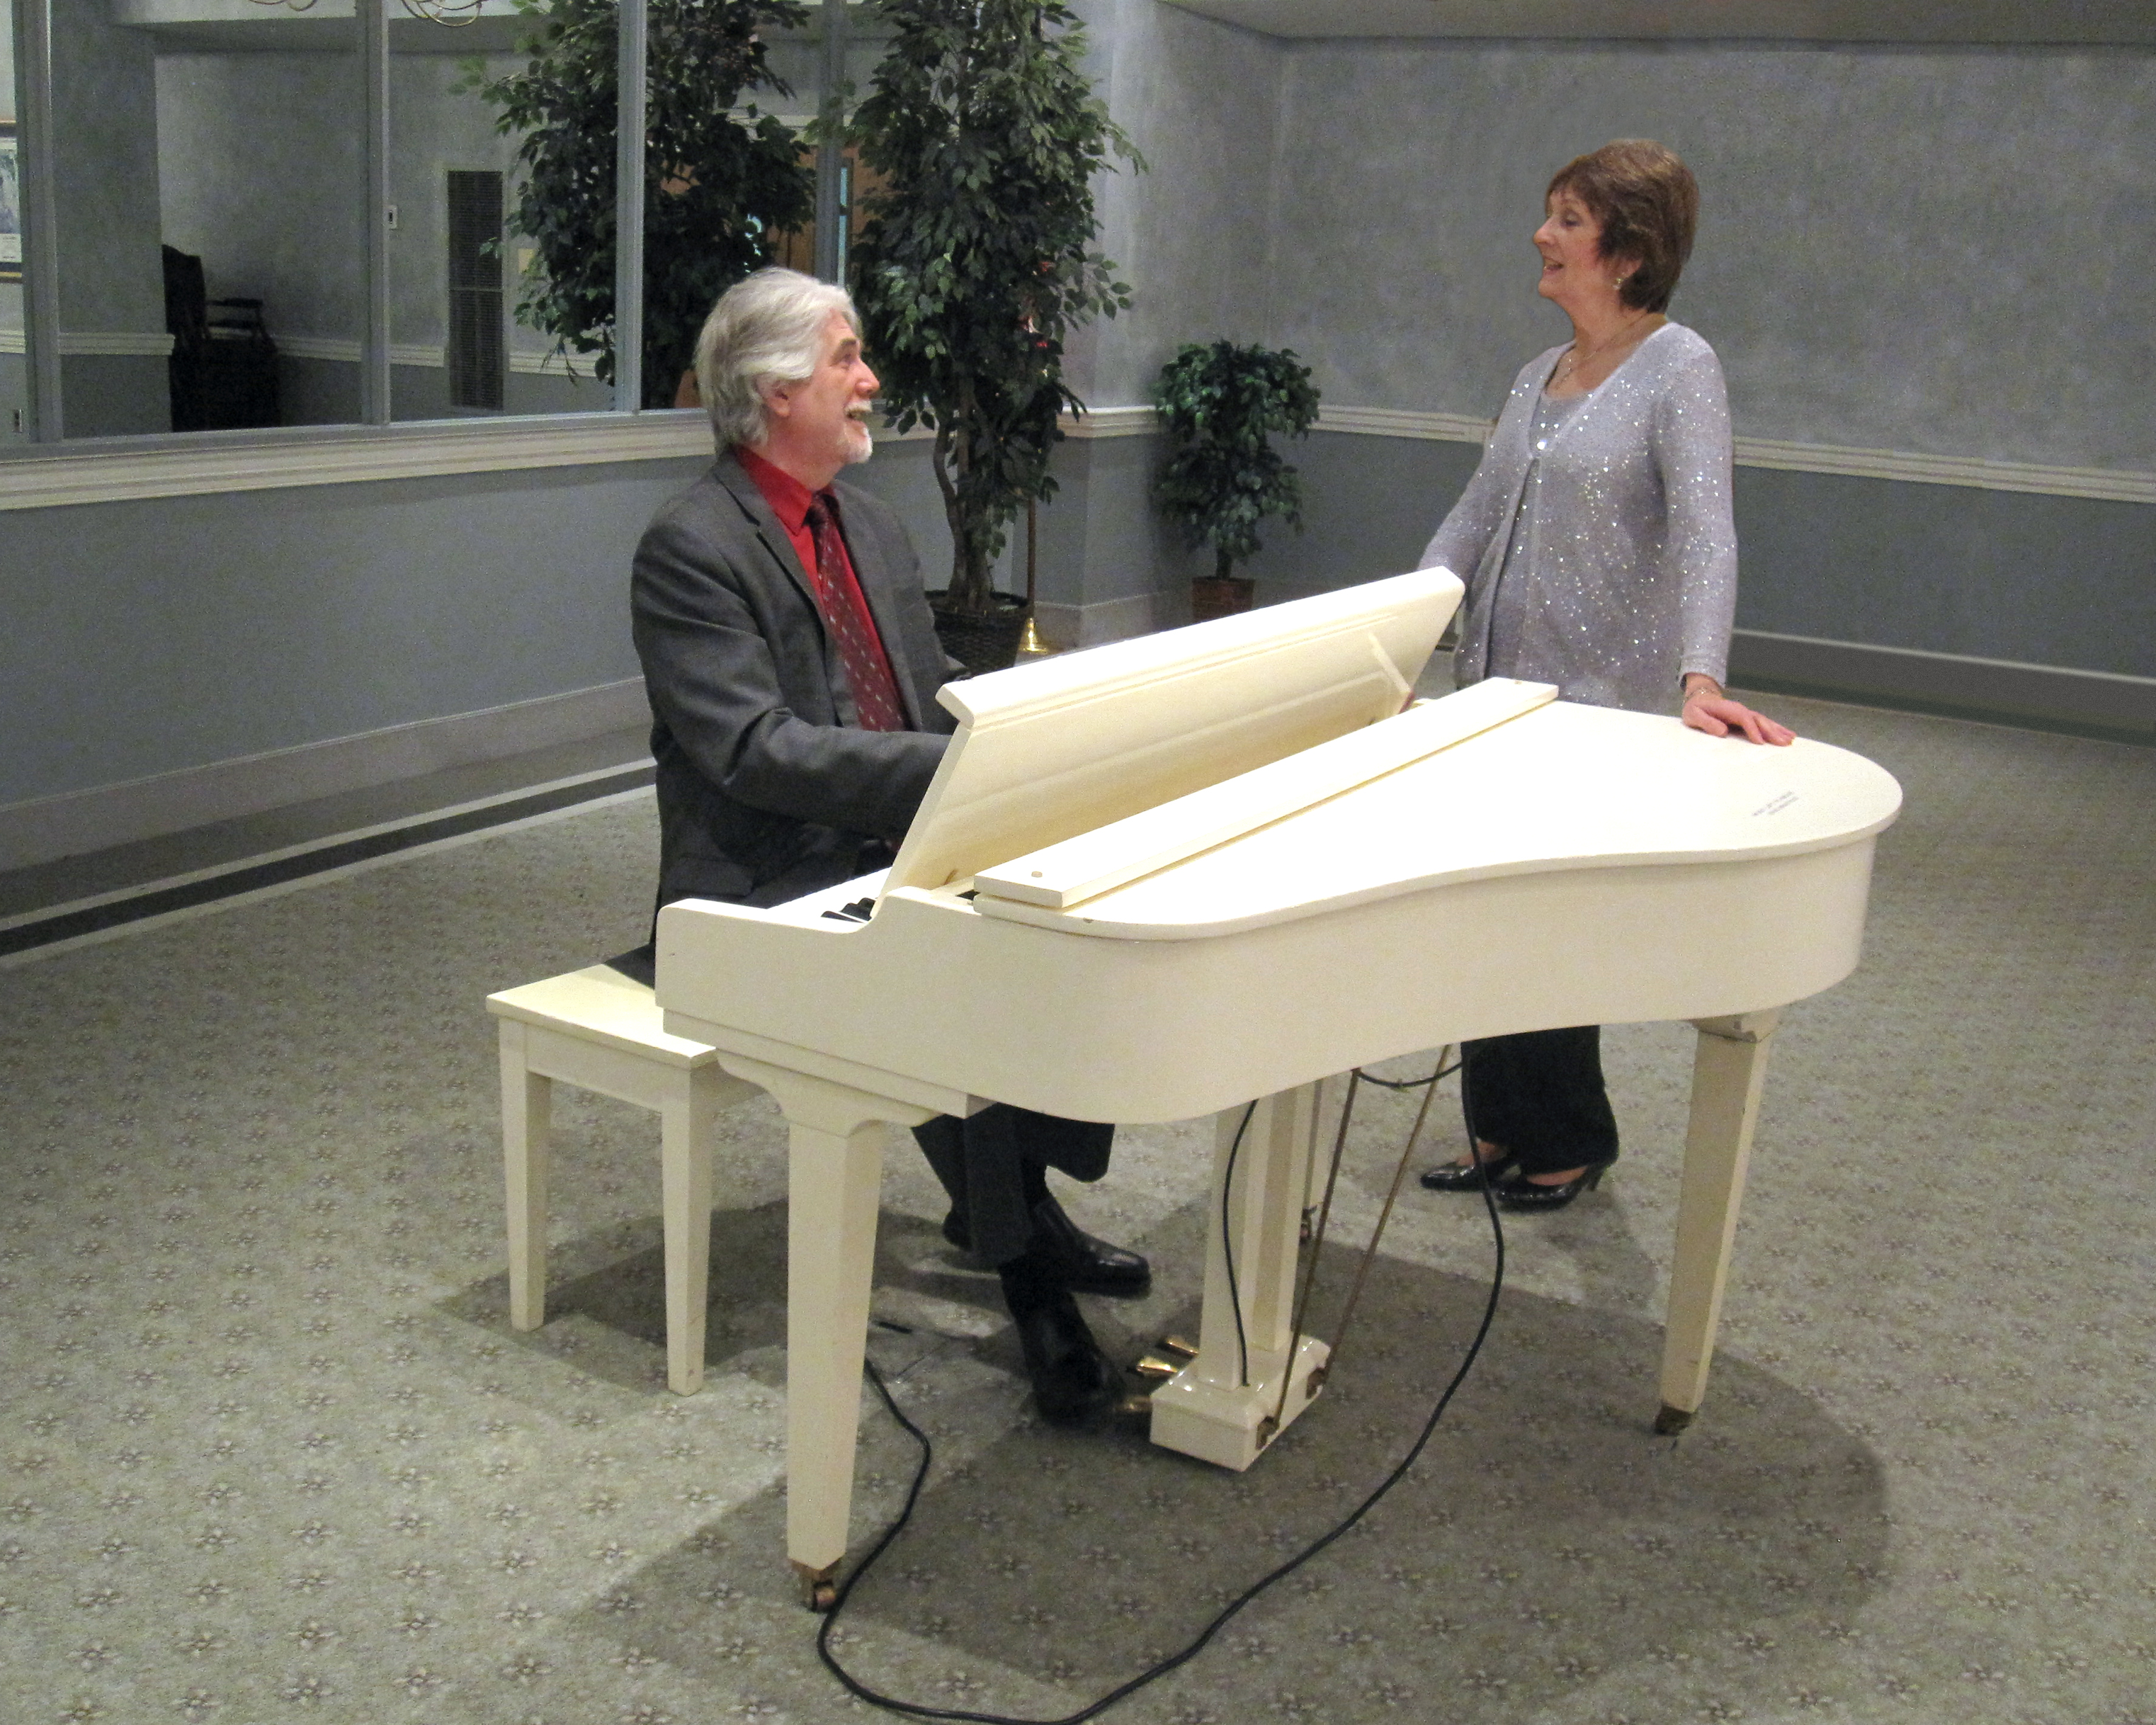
[1460, 1026, 1619, 1177]
[912, 1107, 1114, 1267]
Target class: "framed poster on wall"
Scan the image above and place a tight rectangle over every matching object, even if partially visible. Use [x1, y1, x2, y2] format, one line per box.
[0, 125, 22, 284]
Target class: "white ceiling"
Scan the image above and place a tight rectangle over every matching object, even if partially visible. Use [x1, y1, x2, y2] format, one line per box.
[1158, 1, 2156, 45]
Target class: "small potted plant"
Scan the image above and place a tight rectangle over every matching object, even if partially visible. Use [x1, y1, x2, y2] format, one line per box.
[1151, 340, 1320, 621]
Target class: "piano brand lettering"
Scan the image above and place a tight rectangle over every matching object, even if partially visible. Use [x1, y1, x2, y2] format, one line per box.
[1752, 791, 1800, 818]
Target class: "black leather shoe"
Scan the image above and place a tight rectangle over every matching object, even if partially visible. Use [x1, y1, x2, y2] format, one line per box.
[1494, 1162, 1611, 1211]
[999, 1267, 1123, 1427]
[945, 1197, 1152, 1297]
[1419, 1150, 1518, 1192]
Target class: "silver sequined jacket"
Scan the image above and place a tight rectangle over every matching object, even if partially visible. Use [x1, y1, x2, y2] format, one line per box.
[1421, 322, 1737, 716]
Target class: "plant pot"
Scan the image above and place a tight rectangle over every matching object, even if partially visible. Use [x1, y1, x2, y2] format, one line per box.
[1191, 575, 1256, 623]
[928, 591, 1031, 677]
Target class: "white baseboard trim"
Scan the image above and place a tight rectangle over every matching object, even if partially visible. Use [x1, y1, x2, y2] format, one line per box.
[1730, 630, 2155, 735]
[0, 677, 652, 873]
[1033, 590, 1174, 648]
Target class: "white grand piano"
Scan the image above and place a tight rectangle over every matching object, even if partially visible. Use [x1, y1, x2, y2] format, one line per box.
[655, 569, 1902, 1602]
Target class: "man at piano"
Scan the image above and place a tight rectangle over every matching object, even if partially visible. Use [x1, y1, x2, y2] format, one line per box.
[618, 267, 1143, 1427]
[1417, 140, 1795, 1209]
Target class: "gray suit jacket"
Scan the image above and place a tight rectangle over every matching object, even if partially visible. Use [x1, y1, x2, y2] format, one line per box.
[632, 451, 957, 919]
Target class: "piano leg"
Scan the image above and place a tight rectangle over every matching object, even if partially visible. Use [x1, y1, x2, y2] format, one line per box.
[710, 1058, 950, 1607]
[1659, 1009, 1782, 1435]
[1151, 1082, 1334, 1470]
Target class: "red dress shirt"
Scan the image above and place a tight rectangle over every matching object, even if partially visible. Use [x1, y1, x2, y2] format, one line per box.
[735, 446, 907, 732]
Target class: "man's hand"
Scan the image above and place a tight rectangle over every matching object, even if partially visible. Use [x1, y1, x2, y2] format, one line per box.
[1681, 676, 1795, 746]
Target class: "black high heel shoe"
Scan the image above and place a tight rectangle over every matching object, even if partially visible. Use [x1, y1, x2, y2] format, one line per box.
[1419, 1150, 1519, 1192]
[1494, 1162, 1611, 1211]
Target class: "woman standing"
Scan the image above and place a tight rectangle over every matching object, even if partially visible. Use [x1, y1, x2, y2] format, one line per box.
[1419, 139, 1793, 1211]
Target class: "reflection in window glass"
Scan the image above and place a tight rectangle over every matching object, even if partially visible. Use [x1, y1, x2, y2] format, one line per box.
[5, 0, 849, 443]
[2, 6, 25, 448]
[446, 169, 506, 412]
[156, 26, 363, 432]
[471, 0, 814, 411]
[32, 0, 228, 439]
[397, 18, 613, 421]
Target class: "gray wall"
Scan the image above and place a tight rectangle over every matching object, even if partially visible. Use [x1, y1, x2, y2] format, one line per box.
[1073, 10, 2155, 691]
[0, 460, 693, 807]
[1069, 0, 1285, 409]
[1266, 38, 2156, 473]
[0, 427, 1000, 813]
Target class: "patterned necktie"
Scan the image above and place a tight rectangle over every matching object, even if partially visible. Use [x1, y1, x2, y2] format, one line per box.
[802, 494, 907, 733]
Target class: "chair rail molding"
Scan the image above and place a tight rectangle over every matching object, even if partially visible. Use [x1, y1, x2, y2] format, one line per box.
[4, 397, 2146, 511]
[0, 331, 177, 357]
[1311, 405, 2155, 507]
[0, 414, 721, 511]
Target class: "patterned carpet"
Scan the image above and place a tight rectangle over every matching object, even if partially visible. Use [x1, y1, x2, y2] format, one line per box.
[1, 694, 2151, 1725]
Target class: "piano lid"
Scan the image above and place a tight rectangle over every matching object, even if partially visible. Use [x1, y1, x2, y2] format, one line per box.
[883, 568, 1464, 898]
[960, 699, 1905, 941]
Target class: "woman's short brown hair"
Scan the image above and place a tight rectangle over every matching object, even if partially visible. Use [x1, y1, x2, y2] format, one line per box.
[1547, 140, 1698, 314]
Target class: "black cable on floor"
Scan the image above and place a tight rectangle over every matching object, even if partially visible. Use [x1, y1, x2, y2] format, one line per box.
[814, 1065, 1504, 1725]
[1356, 1055, 1460, 1092]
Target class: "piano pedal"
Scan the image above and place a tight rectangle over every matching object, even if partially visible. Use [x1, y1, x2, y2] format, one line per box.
[1133, 1352, 1184, 1381]
[1113, 1391, 1153, 1420]
[1157, 1335, 1199, 1362]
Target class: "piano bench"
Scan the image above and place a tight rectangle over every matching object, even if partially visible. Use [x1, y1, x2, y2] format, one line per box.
[485, 963, 759, 1395]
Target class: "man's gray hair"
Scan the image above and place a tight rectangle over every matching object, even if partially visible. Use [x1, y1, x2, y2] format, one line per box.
[693, 268, 860, 449]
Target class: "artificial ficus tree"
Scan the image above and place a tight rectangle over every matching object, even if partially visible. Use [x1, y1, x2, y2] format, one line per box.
[468, 0, 816, 408]
[849, 0, 1138, 615]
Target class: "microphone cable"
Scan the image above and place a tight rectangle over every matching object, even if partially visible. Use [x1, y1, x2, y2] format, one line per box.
[812, 1061, 1507, 1724]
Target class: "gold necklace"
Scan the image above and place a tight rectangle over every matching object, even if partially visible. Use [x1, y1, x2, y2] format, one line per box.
[1555, 311, 1655, 386]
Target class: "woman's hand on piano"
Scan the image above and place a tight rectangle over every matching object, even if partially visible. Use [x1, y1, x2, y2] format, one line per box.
[1681, 677, 1795, 746]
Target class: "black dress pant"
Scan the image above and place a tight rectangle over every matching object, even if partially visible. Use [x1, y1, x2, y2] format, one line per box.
[912, 1107, 1115, 1267]
[1460, 1026, 1619, 1177]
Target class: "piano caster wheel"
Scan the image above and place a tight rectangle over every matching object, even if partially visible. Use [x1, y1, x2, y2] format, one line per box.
[794, 1561, 839, 1612]
[1300, 1207, 1315, 1245]
[1653, 1404, 1694, 1437]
